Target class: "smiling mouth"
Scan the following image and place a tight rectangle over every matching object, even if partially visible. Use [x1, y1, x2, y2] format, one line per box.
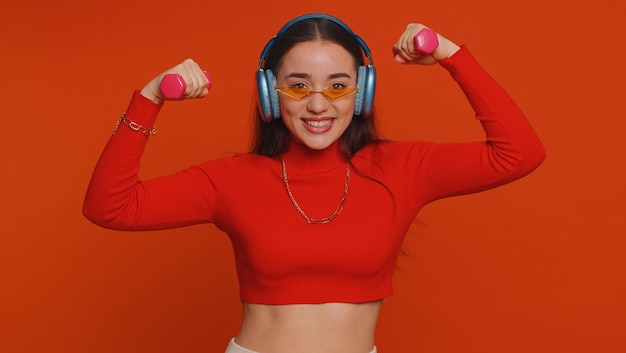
[303, 119, 335, 128]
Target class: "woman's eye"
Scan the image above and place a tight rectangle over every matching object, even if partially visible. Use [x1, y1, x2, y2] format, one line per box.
[330, 82, 347, 90]
[291, 82, 308, 89]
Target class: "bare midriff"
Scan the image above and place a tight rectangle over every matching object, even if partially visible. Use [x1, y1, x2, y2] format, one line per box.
[234, 300, 382, 353]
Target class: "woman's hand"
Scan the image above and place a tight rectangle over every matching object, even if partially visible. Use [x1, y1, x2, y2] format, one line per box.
[392, 24, 461, 65]
[140, 58, 210, 104]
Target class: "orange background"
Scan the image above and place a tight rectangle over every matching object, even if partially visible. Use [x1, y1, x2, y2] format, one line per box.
[2, 0, 625, 352]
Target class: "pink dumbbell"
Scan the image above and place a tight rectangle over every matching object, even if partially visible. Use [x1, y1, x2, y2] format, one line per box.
[160, 71, 213, 99]
[414, 28, 439, 54]
[392, 28, 439, 56]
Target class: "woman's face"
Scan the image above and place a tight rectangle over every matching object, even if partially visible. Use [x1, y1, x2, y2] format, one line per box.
[275, 40, 358, 150]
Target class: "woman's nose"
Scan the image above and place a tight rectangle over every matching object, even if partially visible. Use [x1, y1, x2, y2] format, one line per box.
[306, 91, 331, 113]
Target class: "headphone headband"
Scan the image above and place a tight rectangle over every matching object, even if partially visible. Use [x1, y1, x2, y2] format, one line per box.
[258, 13, 374, 69]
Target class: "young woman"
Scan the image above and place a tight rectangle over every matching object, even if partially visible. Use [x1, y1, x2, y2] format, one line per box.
[83, 13, 545, 353]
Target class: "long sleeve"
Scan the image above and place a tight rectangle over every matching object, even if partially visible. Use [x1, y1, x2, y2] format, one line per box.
[82, 91, 215, 230]
[404, 46, 546, 203]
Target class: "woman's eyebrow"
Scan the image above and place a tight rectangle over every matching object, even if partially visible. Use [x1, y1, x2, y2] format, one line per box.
[285, 72, 353, 79]
[285, 72, 311, 79]
[328, 72, 352, 79]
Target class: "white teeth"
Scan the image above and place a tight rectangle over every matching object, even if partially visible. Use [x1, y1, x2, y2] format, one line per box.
[304, 119, 333, 127]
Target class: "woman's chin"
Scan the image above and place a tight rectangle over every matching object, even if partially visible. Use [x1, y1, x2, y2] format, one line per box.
[300, 138, 336, 150]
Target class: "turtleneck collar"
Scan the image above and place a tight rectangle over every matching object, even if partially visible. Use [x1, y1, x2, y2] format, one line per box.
[281, 140, 346, 175]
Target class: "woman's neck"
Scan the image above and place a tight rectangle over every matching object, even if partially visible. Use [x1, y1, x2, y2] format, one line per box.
[281, 140, 345, 174]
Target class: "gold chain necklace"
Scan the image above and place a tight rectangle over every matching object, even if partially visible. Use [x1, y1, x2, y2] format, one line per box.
[281, 158, 350, 224]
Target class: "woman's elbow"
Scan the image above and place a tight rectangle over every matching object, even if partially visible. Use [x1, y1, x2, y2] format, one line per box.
[82, 197, 123, 230]
[82, 201, 109, 228]
[514, 142, 547, 179]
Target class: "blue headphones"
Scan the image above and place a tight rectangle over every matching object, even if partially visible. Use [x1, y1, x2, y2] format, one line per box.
[256, 13, 376, 122]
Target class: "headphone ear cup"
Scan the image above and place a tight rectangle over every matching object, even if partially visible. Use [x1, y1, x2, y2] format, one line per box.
[354, 66, 366, 116]
[256, 69, 281, 122]
[361, 65, 376, 118]
[354, 65, 376, 118]
[266, 69, 281, 119]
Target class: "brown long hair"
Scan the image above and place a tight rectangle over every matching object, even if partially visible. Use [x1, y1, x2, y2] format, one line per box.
[249, 17, 382, 159]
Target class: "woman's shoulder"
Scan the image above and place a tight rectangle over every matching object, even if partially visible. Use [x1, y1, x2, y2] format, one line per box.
[195, 152, 275, 170]
[358, 139, 435, 158]
[351, 140, 438, 176]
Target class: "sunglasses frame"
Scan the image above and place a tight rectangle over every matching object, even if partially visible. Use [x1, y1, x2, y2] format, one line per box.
[274, 86, 358, 101]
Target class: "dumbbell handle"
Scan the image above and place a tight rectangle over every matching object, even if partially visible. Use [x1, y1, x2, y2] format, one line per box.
[160, 71, 213, 100]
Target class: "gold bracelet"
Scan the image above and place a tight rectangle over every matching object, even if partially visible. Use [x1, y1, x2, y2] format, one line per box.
[112, 112, 157, 136]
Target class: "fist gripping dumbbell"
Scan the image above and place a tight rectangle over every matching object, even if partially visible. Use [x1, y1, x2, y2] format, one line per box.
[393, 28, 439, 56]
[160, 71, 213, 99]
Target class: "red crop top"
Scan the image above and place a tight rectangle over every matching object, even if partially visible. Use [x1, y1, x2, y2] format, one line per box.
[83, 47, 545, 304]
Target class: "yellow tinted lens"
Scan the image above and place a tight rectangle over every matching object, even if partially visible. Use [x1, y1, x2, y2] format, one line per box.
[322, 87, 358, 100]
[275, 86, 312, 100]
[275, 86, 358, 101]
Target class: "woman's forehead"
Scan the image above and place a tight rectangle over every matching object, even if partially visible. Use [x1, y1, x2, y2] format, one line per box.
[278, 41, 357, 77]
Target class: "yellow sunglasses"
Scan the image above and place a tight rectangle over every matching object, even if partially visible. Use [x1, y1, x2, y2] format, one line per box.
[275, 85, 358, 101]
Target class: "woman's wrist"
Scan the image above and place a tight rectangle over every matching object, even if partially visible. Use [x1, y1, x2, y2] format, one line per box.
[436, 38, 462, 61]
[140, 80, 164, 105]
